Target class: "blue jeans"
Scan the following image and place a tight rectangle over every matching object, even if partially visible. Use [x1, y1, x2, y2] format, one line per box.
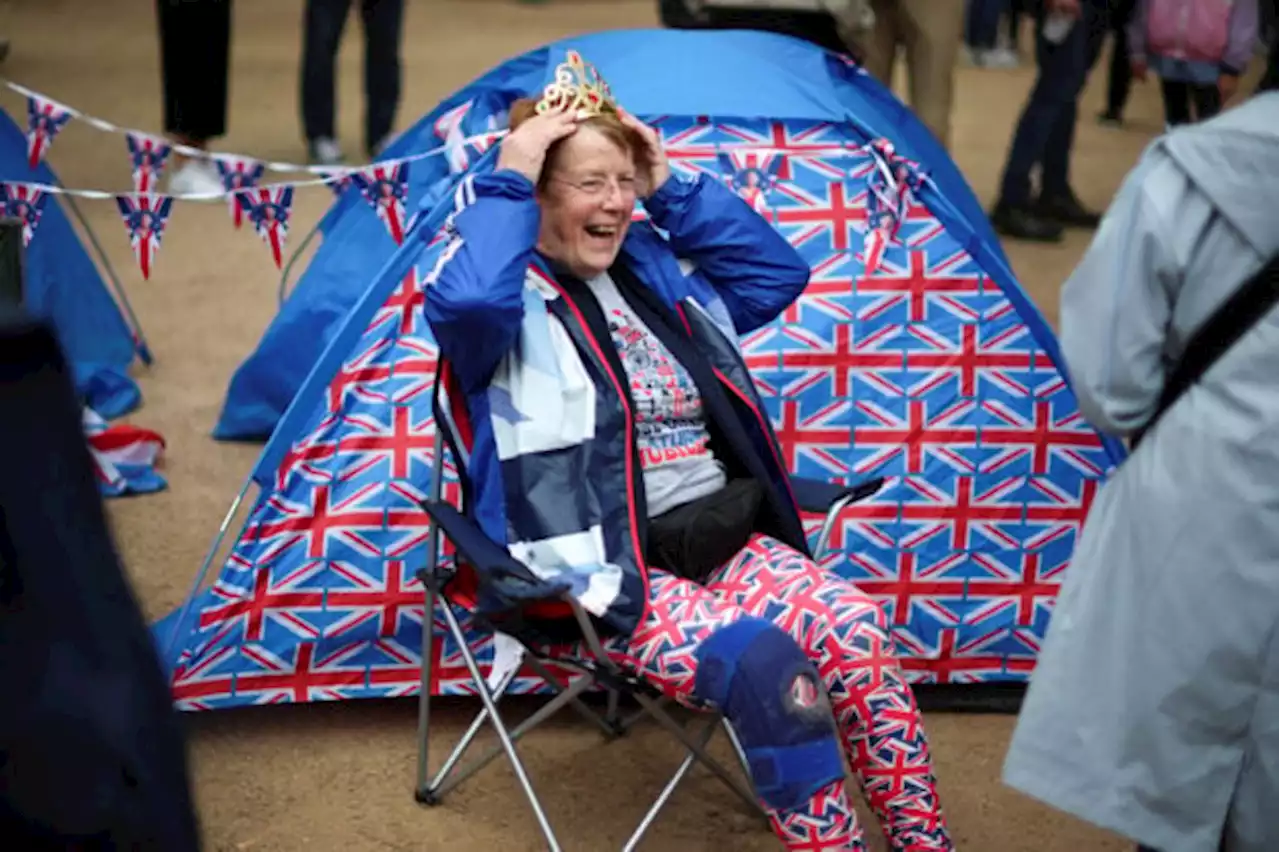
[996, 2, 1103, 207]
[965, 0, 1005, 50]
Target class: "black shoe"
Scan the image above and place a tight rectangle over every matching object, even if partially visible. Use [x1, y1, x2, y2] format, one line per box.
[991, 203, 1064, 243]
[1036, 191, 1102, 229]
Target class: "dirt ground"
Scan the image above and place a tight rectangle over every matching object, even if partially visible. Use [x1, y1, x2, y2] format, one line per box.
[6, 0, 1218, 849]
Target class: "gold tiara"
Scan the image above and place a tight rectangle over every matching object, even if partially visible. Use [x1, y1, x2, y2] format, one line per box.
[535, 50, 617, 118]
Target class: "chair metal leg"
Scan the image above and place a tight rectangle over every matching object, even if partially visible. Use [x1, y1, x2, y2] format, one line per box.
[631, 692, 761, 815]
[431, 674, 595, 800]
[621, 716, 720, 852]
[525, 657, 620, 739]
[426, 664, 521, 795]
[414, 574, 438, 802]
[437, 600, 562, 852]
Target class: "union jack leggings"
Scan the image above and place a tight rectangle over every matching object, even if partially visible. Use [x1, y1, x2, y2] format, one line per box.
[589, 534, 952, 851]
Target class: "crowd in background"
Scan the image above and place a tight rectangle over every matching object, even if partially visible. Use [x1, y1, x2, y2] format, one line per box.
[153, 0, 1277, 240]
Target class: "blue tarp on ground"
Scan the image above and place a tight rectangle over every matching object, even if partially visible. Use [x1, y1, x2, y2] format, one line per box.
[0, 108, 144, 418]
[158, 28, 1125, 709]
[212, 27, 1011, 442]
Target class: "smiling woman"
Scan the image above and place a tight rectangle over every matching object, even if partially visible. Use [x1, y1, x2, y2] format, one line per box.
[507, 97, 648, 280]
[420, 50, 955, 851]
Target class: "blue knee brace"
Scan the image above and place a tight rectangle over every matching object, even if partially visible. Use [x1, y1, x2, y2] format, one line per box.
[693, 618, 845, 811]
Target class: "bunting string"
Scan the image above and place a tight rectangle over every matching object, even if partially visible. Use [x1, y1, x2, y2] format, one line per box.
[3, 76, 930, 279]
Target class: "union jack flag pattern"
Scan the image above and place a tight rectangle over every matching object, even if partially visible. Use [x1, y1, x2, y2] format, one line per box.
[215, 156, 266, 229]
[125, 132, 173, 193]
[25, 94, 72, 168]
[237, 186, 294, 269]
[83, 406, 167, 497]
[115, 193, 174, 280]
[163, 116, 1118, 712]
[350, 163, 410, 245]
[0, 183, 47, 246]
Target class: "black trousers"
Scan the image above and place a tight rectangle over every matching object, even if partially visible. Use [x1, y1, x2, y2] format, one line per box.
[1160, 78, 1222, 126]
[300, 0, 404, 154]
[1259, 0, 1280, 92]
[157, 0, 232, 143]
[1101, 0, 1136, 117]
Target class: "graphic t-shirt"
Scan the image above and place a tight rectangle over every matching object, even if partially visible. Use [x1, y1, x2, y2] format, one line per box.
[585, 273, 727, 518]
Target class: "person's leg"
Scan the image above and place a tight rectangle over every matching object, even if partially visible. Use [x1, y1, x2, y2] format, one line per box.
[359, 0, 404, 158]
[587, 568, 866, 850]
[992, 6, 1079, 241]
[157, 0, 231, 147]
[1101, 0, 1134, 121]
[900, 0, 964, 149]
[706, 537, 952, 851]
[966, 0, 1002, 50]
[1190, 82, 1223, 122]
[1037, 0, 1102, 226]
[859, 0, 901, 90]
[1160, 78, 1193, 126]
[157, 0, 230, 194]
[300, 0, 351, 162]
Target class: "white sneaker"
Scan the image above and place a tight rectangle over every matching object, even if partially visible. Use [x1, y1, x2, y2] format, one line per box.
[167, 158, 224, 196]
[981, 47, 1021, 69]
[308, 137, 344, 166]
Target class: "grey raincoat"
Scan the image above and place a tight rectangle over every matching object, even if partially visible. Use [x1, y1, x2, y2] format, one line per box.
[1002, 92, 1279, 852]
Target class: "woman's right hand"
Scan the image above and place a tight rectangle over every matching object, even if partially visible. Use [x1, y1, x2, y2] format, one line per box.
[495, 108, 580, 184]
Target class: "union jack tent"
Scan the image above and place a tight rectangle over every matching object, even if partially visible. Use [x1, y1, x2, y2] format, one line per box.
[156, 28, 1126, 711]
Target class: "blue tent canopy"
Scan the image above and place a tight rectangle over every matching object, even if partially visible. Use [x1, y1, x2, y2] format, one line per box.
[212, 27, 1011, 442]
[0, 109, 145, 418]
[158, 28, 1126, 710]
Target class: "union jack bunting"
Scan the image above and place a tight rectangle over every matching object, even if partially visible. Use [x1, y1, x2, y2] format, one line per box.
[214, 156, 266, 229]
[114, 193, 174, 280]
[162, 116, 1119, 710]
[349, 163, 411, 245]
[0, 182, 47, 246]
[859, 139, 926, 276]
[319, 169, 353, 200]
[237, 186, 294, 269]
[125, 131, 173, 193]
[25, 94, 72, 168]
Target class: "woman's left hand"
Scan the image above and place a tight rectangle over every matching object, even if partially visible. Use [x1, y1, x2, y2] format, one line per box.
[617, 107, 671, 197]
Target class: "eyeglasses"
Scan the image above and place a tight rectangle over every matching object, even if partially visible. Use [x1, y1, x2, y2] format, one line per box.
[548, 174, 639, 199]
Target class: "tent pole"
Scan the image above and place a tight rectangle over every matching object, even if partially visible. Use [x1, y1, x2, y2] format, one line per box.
[277, 219, 321, 307]
[161, 477, 254, 669]
[57, 187, 155, 366]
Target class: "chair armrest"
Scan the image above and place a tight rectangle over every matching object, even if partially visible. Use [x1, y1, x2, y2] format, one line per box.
[419, 500, 572, 608]
[788, 475, 884, 514]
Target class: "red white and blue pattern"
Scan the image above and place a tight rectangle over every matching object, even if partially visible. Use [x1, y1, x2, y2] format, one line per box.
[124, 132, 173, 193]
[25, 94, 72, 168]
[83, 406, 167, 497]
[350, 163, 411, 245]
[115, 193, 174, 280]
[215, 156, 266, 229]
[163, 117, 1116, 711]
[0, 182, 47, 246]
[237, 186, 295, 269]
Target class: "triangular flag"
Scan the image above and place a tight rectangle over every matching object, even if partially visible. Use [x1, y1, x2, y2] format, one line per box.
[319, 169, 352, 199]
[124, 132, 173, 193]
[349, 162, 410, 245]
[0, 183, 49, 246]
[115, 193, 174, 280]
[237, 186, 294, 268]
[214, 155, 266, 229]
[26, 95, 73, 168]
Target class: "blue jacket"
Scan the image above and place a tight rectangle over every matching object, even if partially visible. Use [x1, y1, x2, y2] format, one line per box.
[423, 167, 813, 642]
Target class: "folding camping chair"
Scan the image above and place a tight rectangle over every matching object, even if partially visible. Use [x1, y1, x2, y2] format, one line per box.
[412, 410, 884, 851]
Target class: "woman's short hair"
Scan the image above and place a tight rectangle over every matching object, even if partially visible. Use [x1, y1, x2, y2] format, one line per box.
[507, 97, 649, 189]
